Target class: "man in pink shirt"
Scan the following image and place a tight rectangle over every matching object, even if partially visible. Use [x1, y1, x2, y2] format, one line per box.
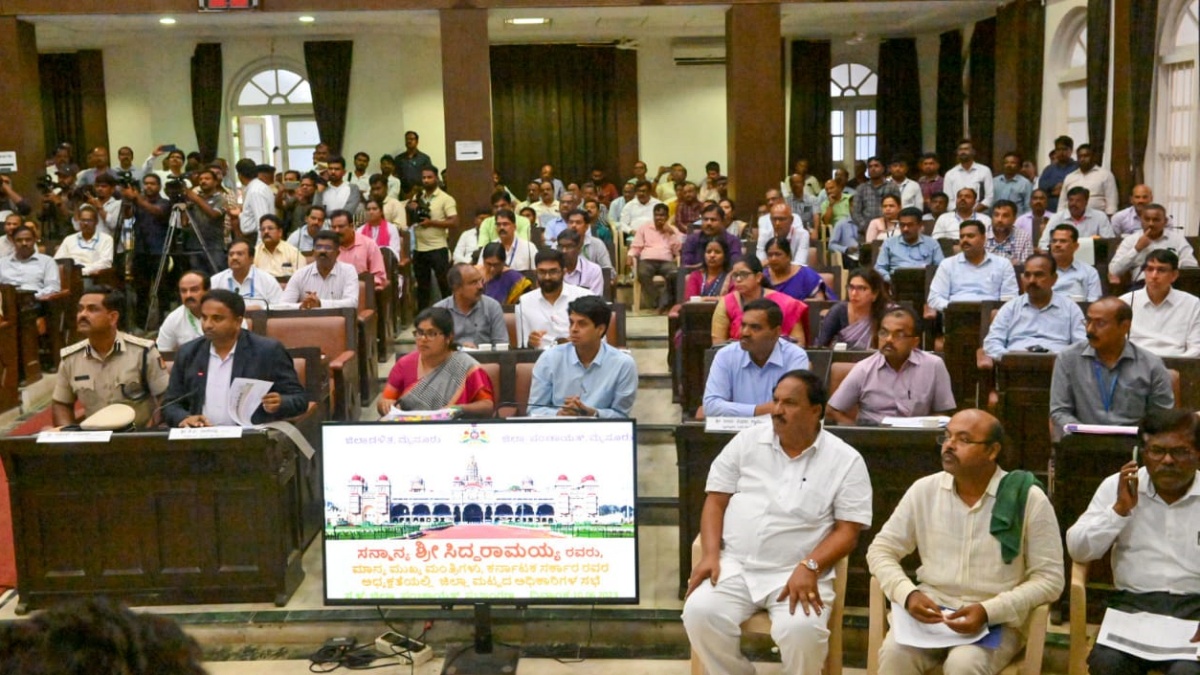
[628, 203, 682, 314]
[329, 208, 387, 290]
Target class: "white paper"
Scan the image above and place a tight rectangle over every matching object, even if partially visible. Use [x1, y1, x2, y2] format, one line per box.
[169, 426, 244, 440]
[881, 416, 950, 429]
[0, 151, 16, 173]
[1096, 608, 1200, 661]
[704, 416, 771, 433]
[37, 430, 112, 443]
[1065, 424, 1140, 436]
[889, 602, 990, 649]
[228, 377, 273, 427]
[454, 140, 483, 161]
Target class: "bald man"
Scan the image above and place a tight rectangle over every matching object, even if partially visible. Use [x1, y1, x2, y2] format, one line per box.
[1110, 184, 1155, 237]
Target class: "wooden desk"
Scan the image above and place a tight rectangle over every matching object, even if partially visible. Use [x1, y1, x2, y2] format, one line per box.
[995, 353, 1057, 473]
[942, 302, 997, 409]
[1051, 433, 1136, 621]
[679, 302, 716, 416]
[675, 423, 941, 605]
[0, 429, 307, 613]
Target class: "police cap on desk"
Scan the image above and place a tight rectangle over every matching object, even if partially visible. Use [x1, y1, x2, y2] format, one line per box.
[79, 404, 136, 431]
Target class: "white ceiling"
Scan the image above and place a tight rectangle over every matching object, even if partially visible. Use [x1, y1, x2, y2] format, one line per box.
[28, 2, 1000, 51]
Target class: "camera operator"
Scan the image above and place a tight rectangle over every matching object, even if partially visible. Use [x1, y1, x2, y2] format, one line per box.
[183, 168, 227, 274]
[76, 147, 119, 187]
[0, 173, 31, 220]
[35, 167, 75, 243]
[281, 172, 316, 235]
[84, 173, 123, 241]
[141, 145, 192, 188]
[114, 146, 145, 182]
[122, 174, 171, 329]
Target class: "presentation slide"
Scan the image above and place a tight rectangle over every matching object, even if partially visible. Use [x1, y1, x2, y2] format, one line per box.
[322, 419, 638, 604]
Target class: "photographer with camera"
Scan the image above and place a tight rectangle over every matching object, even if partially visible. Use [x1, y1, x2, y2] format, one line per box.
[121, 174, 171, 329]
[141, 145, 192, 188]
[35, 166, 75, 243]
[408, 166, 457, 309]
[85, 173, 123, 241]
[0, 173, 31, 220]
[183, 168, 227, 274]
[280, 172, 316, 234]
[77, 147, 120, 187]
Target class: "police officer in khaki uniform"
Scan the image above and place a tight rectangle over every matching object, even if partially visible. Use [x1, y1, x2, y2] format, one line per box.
[52, 287, 169, 428]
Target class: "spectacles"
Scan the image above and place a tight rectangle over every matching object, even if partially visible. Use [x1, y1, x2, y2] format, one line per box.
[412, 329, 444, 339]
[936, 433, 991, 447]
[1143, 445, 1196, 461]
[730, 271, 753, 280]
[847, 284, 871, 293]
[877, 329, 918, 340]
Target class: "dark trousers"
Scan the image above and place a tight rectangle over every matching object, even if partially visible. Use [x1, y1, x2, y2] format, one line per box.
[413, 247, 450, 310]
[133, 253, 179, 329]
[1088, 592, 1200, 675]
[186, 246, 226, 276]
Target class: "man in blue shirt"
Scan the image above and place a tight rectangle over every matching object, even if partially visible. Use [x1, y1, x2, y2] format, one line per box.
[992, 152, 1032, 215]
[1037, 135, 1078, 212]
[528, 296, 637, 418]
[875, 207, 945, 282]
[983, 253, 1087, 359]
[924, 220, 1020, 319]
[702, 298, 810, 418]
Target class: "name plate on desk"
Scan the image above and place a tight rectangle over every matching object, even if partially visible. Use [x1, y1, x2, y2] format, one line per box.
[37, 431, 113, 443]
[169, 426, 244, 440]
[704, 416, 770, 433]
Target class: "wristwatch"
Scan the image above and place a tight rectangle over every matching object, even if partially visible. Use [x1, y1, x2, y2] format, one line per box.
[801, 558, 820, 573]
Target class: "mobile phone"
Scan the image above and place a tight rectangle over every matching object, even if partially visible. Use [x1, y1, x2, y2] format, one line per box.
[1132, 445, 1140, 466]
[161, 144, 178, 153]
[283, 180, 299, 190]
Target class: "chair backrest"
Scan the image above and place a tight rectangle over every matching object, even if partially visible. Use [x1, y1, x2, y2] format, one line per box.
[606, 302, 627, 347]
[601, 266, 614, 302]
[504, 311, 518, 346]
[250, 307, 357, 357]
[828, 362, 857, 400]
[481, 362, 504, 415]
[514, 362, 535, 416]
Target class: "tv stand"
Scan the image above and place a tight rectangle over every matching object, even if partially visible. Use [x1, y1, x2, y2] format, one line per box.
[441, 603, 520, 675]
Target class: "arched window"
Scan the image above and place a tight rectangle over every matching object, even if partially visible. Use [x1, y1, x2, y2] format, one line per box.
[830, 63, 878, 173]
[230, 66, 318, 172]
[1154, 0, 1199, 231]
[1054, 10, 1089, 145]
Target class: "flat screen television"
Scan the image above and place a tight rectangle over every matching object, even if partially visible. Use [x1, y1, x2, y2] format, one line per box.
[321, 418, 639, 607]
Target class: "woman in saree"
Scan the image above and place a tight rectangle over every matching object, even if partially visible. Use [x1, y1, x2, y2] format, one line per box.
[711, 255, 809, 346]
[684, 236, 733, 300]
[762, 236, 834, 302]
[377, 307, 495, 417]
[480, 241, 533, 305]
[814, 267, 892, 349]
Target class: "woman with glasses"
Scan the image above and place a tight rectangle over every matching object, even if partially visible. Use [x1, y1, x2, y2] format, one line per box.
[711, 255, 809, 345]
[377, 307, 494, 417]
[763, 236, 834, 303]
[479, 241, 533, 305]
[814, 267, 892, 349]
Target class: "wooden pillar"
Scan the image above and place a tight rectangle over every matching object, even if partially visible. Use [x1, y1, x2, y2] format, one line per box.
[614, 50, 640, 186]
[992, 6, 1021, 165]
[1108, 0, 1135, 205]
[0, 19, 45, 202]
[78, 50, 110, 154]
[725, 3, 784, 222]
[439, 9, 493, 242]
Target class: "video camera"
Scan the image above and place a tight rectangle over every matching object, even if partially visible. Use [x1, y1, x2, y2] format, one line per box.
[163, 177, 188, 204]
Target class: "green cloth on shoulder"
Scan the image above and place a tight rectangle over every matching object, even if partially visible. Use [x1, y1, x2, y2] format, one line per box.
[990, 470, 1045, 564]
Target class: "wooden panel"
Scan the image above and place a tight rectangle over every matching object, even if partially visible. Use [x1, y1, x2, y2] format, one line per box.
[679, 302, 716, 416]
[77, 50, 109, 153]
[0, 431, 305, 613]
[0, 19, 45, 202]
[995, 352, 1056, 472]
[942, 301, 996, 409]
[614, 49, 639, 185]
[725, 4, 784, 220]
[440, 9, 493, 245]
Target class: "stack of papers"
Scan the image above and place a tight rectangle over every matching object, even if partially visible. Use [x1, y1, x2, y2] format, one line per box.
[1097, 608, 1200, 661]
[889, 603, 999, 649]
[881, 416, 950, 429]
[1064, 424, 1139, 436]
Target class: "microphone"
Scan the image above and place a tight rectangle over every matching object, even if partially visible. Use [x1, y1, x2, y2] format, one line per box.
[150, 389, 195, 429]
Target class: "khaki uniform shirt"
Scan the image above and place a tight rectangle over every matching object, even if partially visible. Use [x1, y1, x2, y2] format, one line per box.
[53, 332, 170, 428]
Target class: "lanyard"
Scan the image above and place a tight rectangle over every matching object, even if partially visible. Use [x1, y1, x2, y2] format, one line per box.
[229, 270, 255, 298]
[506, 239, 520, 266]
[185, 309, 200, 334]
[1091, 360, 1120, 412]
[78, 234, 98, 251]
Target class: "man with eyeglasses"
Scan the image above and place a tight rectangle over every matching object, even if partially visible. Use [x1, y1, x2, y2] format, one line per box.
[701, 298, 810, 419]
[433, 263, 506, 348]
[277, 231, 360, 310]
[516, 249, 593, 349]
[1066, 407, 1200, 675]
[827, 306, 955, 425]
[982, 253, 1087, 359]
[53, 287, 169, 429]
[1050, 296, 1174, 440]
[868, 409, 1064, 674]
[1119, 249, 1200, 358]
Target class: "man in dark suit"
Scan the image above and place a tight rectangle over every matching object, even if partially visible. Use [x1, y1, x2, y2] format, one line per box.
[162, 289, 309, 427]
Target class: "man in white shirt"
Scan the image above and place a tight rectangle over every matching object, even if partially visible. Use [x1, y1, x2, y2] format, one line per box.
[1110, 184, 1154, 237]
[1066, 407, 1200, 675]
[1061, 144, 1119, 216]
[868, 409, 1064, 674]
[1108, 203, 1197, 285]
[1119, 249, 1200, 358]
[0, 212, 21, 259]
[55, 204, 114, 280]
[683, 370, 872, 675]
[493, 208, 538, 272]
[757, 197, 810, 264]
[888, 156, 924, 212]
[618, 180, 661, 235]
[254, 215, 305, 278]
[516, 249, 592, 348]
[232, 158, 275, 248]
[943, 139, 995, 211]
[278, 231, 360, 310]
[348, 152, 372, 193]
[530, 180, 559, 221]
[1037, 186, 1117, 250]
[156, 270, 210, 352]
[932, 187, 993, 239]
[315, 155, 362, 218]
[210, 240, 283, 309]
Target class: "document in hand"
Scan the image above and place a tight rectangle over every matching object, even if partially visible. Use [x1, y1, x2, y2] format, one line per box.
[1097, 608, 1200, 661]
[228, 377, 274, 427]
[889, 603, 994, 649]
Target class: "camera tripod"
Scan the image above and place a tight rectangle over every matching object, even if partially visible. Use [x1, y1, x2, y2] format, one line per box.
[144, 203, 218, 331]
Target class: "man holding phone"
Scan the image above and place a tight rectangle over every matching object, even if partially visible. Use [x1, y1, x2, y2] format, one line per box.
[1066, 407, 1200, 674]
